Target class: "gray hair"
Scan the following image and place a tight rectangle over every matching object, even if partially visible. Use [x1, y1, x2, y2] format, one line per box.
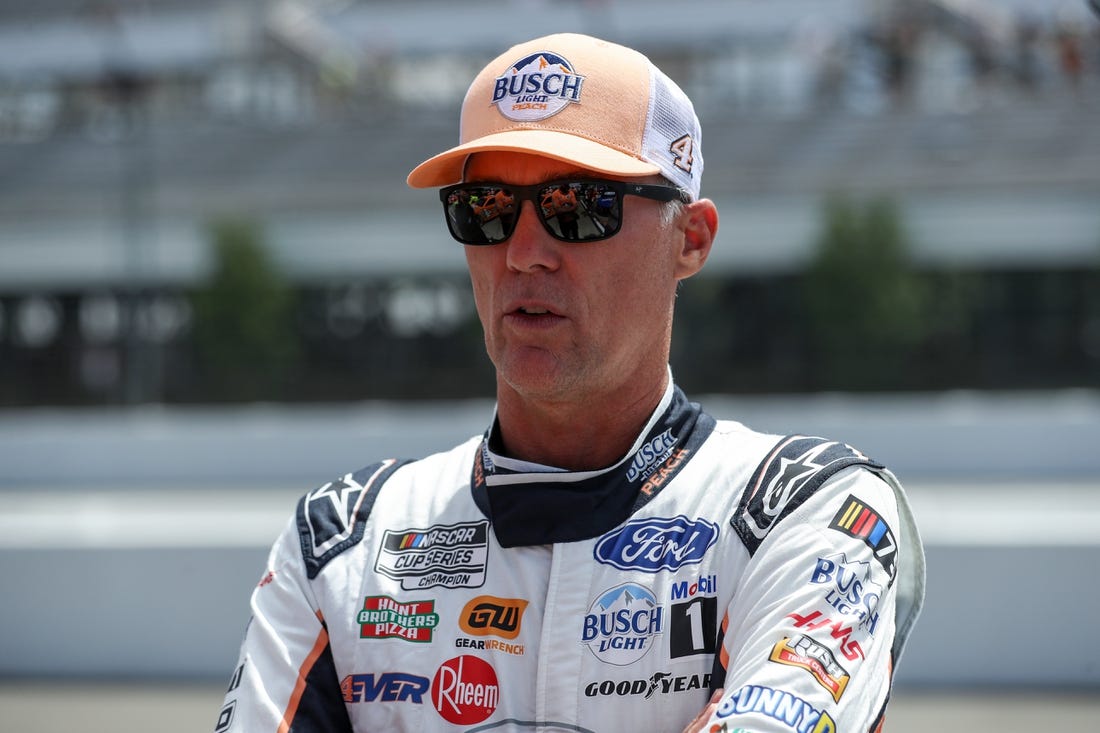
[659, 198, 686, 228]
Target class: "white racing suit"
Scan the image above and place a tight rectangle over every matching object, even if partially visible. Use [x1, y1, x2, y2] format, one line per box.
[216, 382, 924, 732]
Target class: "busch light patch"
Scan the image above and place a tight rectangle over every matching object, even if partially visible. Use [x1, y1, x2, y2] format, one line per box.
[375, 521, 489, 590]
[594, 516, 718, 572]
[581, 583, 664, 666]
[492, 51, 584, 122]
[809, 553, 882, 633]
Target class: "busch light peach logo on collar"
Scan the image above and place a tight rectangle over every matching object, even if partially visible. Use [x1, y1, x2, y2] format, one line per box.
[594, 516, 719, 572]
[492, 51, 584, 122]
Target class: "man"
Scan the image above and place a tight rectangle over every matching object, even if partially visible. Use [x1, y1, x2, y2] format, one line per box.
[216, 33, 924, 733]
[549, 182, 580, 239]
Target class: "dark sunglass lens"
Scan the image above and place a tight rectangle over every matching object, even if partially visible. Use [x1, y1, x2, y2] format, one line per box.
[538, 182, 622, 242]
[580, 183, 622, 240]
[539, 183, 581, 241]
[443, 187, 517, 244]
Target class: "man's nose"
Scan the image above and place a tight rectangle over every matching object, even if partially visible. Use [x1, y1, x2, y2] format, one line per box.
[506, 201, 561, 272]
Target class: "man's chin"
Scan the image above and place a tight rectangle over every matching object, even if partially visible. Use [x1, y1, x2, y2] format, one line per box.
[497, 353, 578, 402]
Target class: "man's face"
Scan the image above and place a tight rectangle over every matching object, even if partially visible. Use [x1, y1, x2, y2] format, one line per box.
[461, 151, 686, 404]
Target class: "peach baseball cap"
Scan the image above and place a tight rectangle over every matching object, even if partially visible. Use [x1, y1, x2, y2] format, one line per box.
[406, 33, 703, 200]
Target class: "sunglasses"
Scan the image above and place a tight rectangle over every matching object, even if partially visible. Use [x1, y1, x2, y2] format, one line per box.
[438, 179, 690, 246]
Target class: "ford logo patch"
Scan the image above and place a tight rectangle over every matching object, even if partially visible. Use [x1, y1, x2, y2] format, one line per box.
[594, 516, 719, 572]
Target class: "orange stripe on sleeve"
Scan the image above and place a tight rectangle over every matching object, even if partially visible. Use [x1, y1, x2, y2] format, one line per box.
[278, 612, 330, 733]
[718, 611, 730, 670]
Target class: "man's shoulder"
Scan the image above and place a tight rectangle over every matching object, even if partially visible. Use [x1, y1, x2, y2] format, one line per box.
[703, 425, 890, 557]
[293, 435, 483, 579]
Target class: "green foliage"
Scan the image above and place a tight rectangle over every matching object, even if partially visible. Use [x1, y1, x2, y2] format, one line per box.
[802, 193, 927, 389]
[190, 217, 299, 400]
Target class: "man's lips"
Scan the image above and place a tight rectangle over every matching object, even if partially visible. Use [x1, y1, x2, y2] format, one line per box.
[504, 299, 563, 317]
[503, 302, 566, 327]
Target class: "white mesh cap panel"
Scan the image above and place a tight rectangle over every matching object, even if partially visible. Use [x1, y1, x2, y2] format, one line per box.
[641, 65, 703, 200]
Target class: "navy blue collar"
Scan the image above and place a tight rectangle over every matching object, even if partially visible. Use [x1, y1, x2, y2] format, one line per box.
[470, 385, 715, 548]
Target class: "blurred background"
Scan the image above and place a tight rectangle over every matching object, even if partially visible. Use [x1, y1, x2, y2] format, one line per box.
[1, 0, 1098, 730]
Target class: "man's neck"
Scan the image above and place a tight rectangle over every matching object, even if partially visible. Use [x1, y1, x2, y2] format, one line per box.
[493, 370, 670, 471]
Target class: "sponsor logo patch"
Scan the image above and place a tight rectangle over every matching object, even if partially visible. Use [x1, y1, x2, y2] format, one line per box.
[787, 609, 868, 662]
[375, 520, 489, 590]
[809, 553, 882, 632]
[769, 635, 851, 702]
[357, 595, 439, 642]
[298, 459, 408, 579]
[716, 684, 836, 733]
[829, 495, 898, 579]
[431, 655, 499, 725]
[639, 448, 693, 497]
[341, 672, 431, 703]
[627, 428, 678, 482]
[584, 671, 713, 699]
[459, 596, 528, 640]
[302, 473, 373, 557]
[732, 436, 881, 556]
[491, 51, 585, 122]
[582, 583, 664, 665]
[669, 574, 718, 659]
[594, 516, 718, 572]
[454, 637, 525, 656]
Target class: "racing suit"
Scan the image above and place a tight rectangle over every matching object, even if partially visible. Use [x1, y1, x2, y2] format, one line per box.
[216, 381, 924, 733]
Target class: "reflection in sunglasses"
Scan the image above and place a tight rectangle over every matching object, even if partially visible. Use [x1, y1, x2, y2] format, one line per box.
[439, 179, 685, 246]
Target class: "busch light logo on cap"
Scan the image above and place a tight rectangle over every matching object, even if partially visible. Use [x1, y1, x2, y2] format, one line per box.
[491, 51, 584, 122]
[594, 516, 719, 572]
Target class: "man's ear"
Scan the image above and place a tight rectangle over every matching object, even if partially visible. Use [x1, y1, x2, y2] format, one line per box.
[674, 199, 718, 281]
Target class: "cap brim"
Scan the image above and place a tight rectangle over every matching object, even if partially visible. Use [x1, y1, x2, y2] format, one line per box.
[406, 129, 661, 188]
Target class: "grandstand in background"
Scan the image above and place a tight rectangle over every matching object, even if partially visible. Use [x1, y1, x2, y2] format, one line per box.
[1, 0, 1098, 404]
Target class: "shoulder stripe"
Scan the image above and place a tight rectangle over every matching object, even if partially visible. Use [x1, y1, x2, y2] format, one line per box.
[297, 458, 413, 580]
[731, 435, 883, 556]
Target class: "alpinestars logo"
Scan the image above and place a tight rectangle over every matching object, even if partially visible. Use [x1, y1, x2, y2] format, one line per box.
[732, 436, 882, 557]
[303, 472, 374, 557]
[741, 440, 840, 542]
[492, 51, 584, 122]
